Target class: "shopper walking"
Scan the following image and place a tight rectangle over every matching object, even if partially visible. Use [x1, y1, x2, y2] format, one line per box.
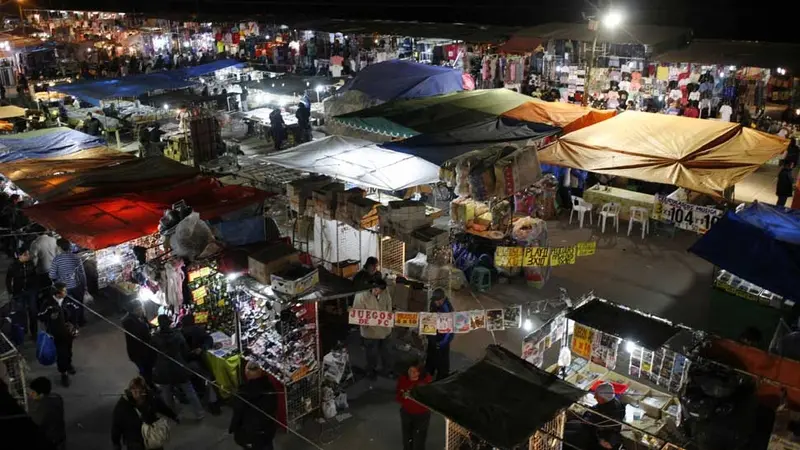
[180, 315, 221, 415]
[6, 245, 39, 339]
[122, 303, 156, 387]
[151, 315, 205, 420]
[49, 239, 87, 327]
[28, 377, 66, 450]
[776, 159, 795, 207]
[353, 279, 393, 379]
[38, 283, 77, 387]
[229, 361, 278, 450]
[112, 376, 179, 450]
[396, 362, 433, 450]
[30, 229, 58, 284]
[425, 289, 453, 380]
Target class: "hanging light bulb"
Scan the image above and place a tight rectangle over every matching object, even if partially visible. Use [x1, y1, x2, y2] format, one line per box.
[523, 319, 533, 332]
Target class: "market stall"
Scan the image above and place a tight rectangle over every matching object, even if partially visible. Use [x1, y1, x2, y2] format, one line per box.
[0, 127, 106, 163]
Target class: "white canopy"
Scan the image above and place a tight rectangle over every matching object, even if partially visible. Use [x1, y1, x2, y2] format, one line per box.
[263, 135, 440, 191]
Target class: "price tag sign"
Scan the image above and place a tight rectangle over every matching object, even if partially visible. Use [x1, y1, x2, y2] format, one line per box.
[522, 247, 550, 267]
[571, 324, 594, 359]
[192, 286, 207, 304]
[549, 246, 577, 266]
[194, 311, 208, 324]
[394, 312, 419, 328]
[348, 309, 394, 327]
[653, 194, 722, 234]
[188, 266, 212, 282]
[576, 241, 597, 257]
[495, 246, 524, 267]
[494, 247, 511, 267]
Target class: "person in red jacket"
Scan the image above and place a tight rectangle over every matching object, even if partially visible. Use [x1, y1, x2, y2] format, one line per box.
[396, 362, 433, 450]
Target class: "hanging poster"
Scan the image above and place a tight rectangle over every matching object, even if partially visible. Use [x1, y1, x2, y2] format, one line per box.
[469, 310, 486, 329]
[571, 323, 594, 359]
[503, 305, 522, 328]
[485, 309, 505, 331]
[522, 247, 550, 267]
[437, 313, 454, 334]
[641, 349, 654, 376]
[522, 340, 536, 362]
[576, 241, 597, 257]
[348, 309, 394, 328]
[419, 312, 437, 335]
[549, 246, 578, 266]
[629, 345, 643, 378]
[454, 312, 471, 333]
[394, 312, 419, 328]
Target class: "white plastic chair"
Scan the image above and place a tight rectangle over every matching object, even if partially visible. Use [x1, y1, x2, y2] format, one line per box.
[569, 196, 593, 228]
[598, 202, 620, 233]
[628, 206, 650, 239]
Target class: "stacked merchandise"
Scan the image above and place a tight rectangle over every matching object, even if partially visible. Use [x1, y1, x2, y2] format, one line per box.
[287, 175, 334, 215]
[235, 276, 320, 425]
[713, 269, 785, 308]
[182, 264, 237, 336]
[188, 111, 223, 167]
[311, 182, 344, 220]
[95, 234, 163, 289]
[336, 191, 380, 230]
[379, 200, 432, 235]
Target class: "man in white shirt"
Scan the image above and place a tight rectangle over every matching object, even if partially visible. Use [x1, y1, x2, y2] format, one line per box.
[352, 279, 393, 379]
[719, 103, 733, 122]
[30, 231, 58, 281]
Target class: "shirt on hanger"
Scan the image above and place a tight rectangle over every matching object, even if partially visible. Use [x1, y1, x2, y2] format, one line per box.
[719, 104, 733, 122]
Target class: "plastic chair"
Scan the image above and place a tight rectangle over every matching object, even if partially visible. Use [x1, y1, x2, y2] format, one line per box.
[569, 196, 593, 228]
[628, 206, 650, 239]
[598, 202, 620, 233]
[470, 266, 492, 292]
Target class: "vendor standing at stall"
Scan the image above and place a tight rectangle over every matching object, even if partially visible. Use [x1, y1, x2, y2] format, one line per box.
[565, 382, 625, 450]
[295, 102, 312, 143]
[353, 279, 393, 379]
[425, 289, 453, 380]
[268, 108, 285, 151]
[352, 257, 381, 291]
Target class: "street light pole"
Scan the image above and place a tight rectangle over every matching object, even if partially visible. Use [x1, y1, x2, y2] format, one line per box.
[18, 0, 24, 24]
[581, 10, 623, 107]
[583, 34, 598, 107]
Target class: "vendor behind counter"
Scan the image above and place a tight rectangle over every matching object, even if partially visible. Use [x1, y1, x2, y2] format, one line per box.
[565, 382, 625, 450]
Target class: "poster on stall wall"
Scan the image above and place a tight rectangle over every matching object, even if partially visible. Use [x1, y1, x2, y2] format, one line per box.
[419, 313, 437, 335]
[503, 305, 522, 328]
[648, 349, 665, 384]
[641, 349, 654, 377]
[394, 312, 419, 328]
[348, 309, 395, 328]
[454, 312, 471, 333]
[571, 324, 594, 360]
[522, 340, 544, 367]
[437, 313, 454, 334]
[591, 333, 620, 370]
[469, 310, 486, 330]
[485, 309, 505, 331]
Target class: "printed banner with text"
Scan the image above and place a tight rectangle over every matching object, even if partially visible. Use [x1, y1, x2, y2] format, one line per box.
[348, 305, 523, 335]
[495, 241, 596, 267]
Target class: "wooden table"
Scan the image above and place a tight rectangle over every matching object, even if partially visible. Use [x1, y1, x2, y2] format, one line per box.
[583, 184, 656, 221]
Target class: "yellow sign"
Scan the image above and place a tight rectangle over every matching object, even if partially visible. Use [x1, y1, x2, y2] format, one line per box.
[576, 241, 597, 257]
[523, 247, 550, 267]
[549, 246, 577, 266]
[192, 286, 207, 302]
[194, 311, 208, 324]
[188, 266, 212, 282]
[394, 312, 420, 328]
[571, 324, 594, 359]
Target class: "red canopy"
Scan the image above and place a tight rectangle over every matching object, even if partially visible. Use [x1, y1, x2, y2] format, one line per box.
[24, 178, 270, 250]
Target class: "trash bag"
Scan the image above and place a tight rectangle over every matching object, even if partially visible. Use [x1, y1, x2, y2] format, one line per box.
[168, 212, 214, 260]
[36, 331, 57, 366]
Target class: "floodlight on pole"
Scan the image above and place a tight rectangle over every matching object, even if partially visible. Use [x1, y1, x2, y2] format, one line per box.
[602, 10, 624, 29]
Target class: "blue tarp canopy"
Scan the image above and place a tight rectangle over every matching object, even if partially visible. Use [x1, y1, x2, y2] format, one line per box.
[0, 127, 106, 163]
[689, 202, 800, 301]
[382, 117, 560, 165]
[339, 60, 462, 101]
[54, 60, 244, 105]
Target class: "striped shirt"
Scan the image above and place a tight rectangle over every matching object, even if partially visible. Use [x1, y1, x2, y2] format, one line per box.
[49, 252, 86, 289]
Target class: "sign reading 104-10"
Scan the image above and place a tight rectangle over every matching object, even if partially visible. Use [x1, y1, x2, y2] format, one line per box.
[653, 194, 723, 234]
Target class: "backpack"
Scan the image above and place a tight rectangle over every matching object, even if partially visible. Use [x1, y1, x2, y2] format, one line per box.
[36, 331, 57, 366]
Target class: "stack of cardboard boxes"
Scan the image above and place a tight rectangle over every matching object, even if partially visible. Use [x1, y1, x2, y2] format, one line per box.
[343, 196, 380, 229]
[312, 182, 345, 220]
[380, 200, 433, 235]
[287, 175, 334, 215]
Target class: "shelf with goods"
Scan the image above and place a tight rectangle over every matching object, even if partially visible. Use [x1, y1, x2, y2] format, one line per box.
[232, 275, 321, 428]
[94, 233, 166, 293]
[183, 262, 237, 338]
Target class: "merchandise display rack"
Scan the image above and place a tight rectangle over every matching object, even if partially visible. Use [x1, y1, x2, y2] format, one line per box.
[445, 413, 566, 450]
[233, 276, 321, 428]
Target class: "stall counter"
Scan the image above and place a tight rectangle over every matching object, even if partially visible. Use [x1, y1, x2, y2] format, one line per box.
[204, 350, 241, 400]
[583, 184, 655, 221]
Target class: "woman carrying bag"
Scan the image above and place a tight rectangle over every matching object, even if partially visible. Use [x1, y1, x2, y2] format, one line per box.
[112, 376, 179, 450]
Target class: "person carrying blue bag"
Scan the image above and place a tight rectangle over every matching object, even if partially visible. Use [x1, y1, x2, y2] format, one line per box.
[38, 283, 78, 387]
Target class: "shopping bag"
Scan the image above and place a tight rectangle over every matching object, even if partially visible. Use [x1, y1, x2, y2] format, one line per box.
[141, 417, 170, 449]
[36, 331, 57, 366]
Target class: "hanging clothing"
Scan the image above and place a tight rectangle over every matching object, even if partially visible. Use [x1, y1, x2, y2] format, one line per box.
[164, 259, 185, 308]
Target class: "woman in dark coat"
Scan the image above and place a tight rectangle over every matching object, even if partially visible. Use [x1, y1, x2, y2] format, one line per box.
[111, 376, 178, 450]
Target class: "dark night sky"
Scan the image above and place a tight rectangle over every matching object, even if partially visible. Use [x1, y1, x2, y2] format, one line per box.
[12, 0, 800, 43]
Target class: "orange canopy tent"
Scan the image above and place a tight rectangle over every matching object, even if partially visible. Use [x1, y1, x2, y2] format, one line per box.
[0, 150, 134, 182]
[538, 111, 788, 196]
[503, 100, 617, 134]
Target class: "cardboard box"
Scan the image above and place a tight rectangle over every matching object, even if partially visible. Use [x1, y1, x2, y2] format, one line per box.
[271, 266, 320, 296]
[331, 260, 360, 279]
[247, 242, 300, 285]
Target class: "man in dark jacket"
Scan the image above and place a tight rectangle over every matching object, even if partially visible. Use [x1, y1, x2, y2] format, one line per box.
[425, 289, 454, 380]
[6, 246, 39, 339]
[268, 108, 285, 151]
[777, 159, 795, 207]
[181, 314, 221, 415]
[112, 376, 178, 450]
[38, 283, 77, 387]
[151, 314, 205, 420]
[84, 113, 103, 136]
[352, 256, 380, 292]
[295, 102, 312, 143]
[122, 303, 156, 386]
[229, 362, 278, 450]
[28, 377, 66, 449]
